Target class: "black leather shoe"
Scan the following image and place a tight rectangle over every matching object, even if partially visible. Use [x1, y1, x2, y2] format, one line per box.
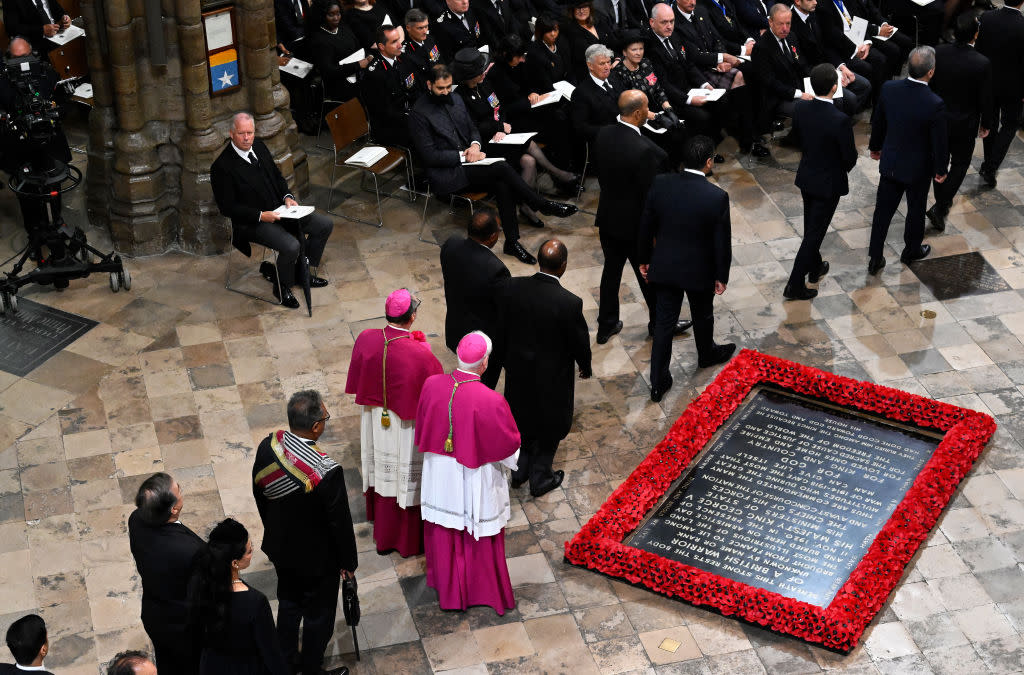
[554, 174, 583, 196]
[926, 204, 947, 232]
[650, 375, 673, 402]
[713, 154, 725, 164]
[900, 244, 931, 264]
[260, 261, 276, 283]
[979, 167, 997, 188]
[807, 261, 829, 284]
[538, 201, 578, 218]
[503, 240, 537, 265]
[596, 320, 623, 345]
[309, 275, 329, 288]
[520, 210, 545, 228]
[674, 319, 693, 335]
[530, 470, 564, 498]
[320, 668, 350, 675]
[272, 285, 301, 309]
[771, 119, 786, 132]
[868, 256, 886, 275]
[698, 343, 737, 368]
[783, 283, 817, 300]
[749, 141, 771, 158]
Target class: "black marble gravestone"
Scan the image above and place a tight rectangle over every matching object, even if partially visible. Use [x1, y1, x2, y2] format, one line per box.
[910, 252, 1009, 301]
[627, 386, 942, 606]
[0, 299, 97, 376]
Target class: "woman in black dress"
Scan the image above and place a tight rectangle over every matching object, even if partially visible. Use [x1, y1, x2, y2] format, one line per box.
[524, 15, 574, 93]
[303, 0, 372, 101]
[189, 519, 289, 675]
[452, 48, 579, 225]
[563, 0, 612, 79]
[610, 31, 676, 117]
[342, 0, 389, 50]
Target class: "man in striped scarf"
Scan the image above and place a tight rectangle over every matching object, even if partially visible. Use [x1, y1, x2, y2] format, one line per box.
[252, 389, 357, 675]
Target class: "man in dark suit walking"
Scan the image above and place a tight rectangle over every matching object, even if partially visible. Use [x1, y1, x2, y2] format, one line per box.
[211, 112, 333, 309]
[975, 0, 1024, 188]
[128, 472, 204, 675]
[784, 64, 857, 300]
[867, 46, 948, 275]
[1, 615, 53, 674]
[441, 208, 511, 387]
[639, 135, 735, 402]
[252, 390, 357, 675]
[927, 13, 993, 231]
[503, 240, 592, 498]
[594, 90, 692, 343]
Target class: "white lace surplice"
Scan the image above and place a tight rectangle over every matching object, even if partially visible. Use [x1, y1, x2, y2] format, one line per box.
[360, 406, 421, 508]
[420, 449, 520, 540]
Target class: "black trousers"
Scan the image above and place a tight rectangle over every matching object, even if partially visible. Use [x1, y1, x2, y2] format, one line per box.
[276, 568, 341, 672]
[247, 212, 334, 288]
[513, 435, 560, 489]
[649, 283, 714, 390]
[934, 117, 979, 210]
[597, 230, 655, 333]
[145, 623, 200, 675]
[870, 31, 912, 80]
[868, 174, 929, 259]
[463, 161, 546, 244]
[846, 51, 886, 106]
[981, 99, 1022, 175]
[788, 191, 840, 287]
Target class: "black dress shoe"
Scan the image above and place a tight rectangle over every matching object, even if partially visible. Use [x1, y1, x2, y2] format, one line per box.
[503, 240, 537, 265]
[520, 210, 545, 228]
[538, 201, 578, 218]
[650, 375, 673, 402]
[713, 154, 725, 164]
[554, 174, 583, 196]
[596, 320, 623, 344]
[900, 244, 931, 264]
[979, 167, 997, 188]
[260, 261, 276, 283]
[771, 119, 786, 132]
[698, 343, 737, 368]
[309, 275, 329, 288]
[783, 283, 817, 300]
[926, 204, 947, 232]
[530, 470, 564, 498]
[674, 319, 693, 335]
[807, 261, 829, 284]
[868, 257, 886, 275]
[272, 285, 301, 309]
[748, 141, 770, 158]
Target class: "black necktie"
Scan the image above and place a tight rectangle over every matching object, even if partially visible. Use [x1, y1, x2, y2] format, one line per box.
[602, 81, 613, 93]
[35, 0, 51, 21]
[613, 0, 620, 25]
[248, 151, 259, 165]
[663, 37, 674, 57]
[782, 39, 793, 61]
[293, 0, 304, 20]
[806, 14, 816, 34]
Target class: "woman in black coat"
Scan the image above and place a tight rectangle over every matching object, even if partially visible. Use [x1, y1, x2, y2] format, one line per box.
[303, 0, 372, 101]
[563, 0, 613, 80]
[189, 519, 289, 675]
[342, 0, 389, 49]
[452, 48, 580, 225]
[524, 14, 575, 92]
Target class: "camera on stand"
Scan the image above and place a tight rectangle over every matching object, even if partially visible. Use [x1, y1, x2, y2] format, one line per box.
[0, 51, 129, 315]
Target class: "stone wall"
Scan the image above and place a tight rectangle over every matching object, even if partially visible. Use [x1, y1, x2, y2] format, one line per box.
[82, 0, 309, 254]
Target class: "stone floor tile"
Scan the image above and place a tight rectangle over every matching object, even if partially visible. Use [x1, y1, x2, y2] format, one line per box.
[862, 622, 919, 661]
[638, 627, 702, 666]
[588, 635, 651, 674]
[953, 604, 1017, 643]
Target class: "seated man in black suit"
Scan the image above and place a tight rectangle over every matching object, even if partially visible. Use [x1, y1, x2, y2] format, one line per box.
[1, 615, 53, 674]
[106, 651, 158, 675]
[2, 0, 70, 50]
[274, 0, 307, 53]
[435, 0, 484, 57]
[127, 472, 205, 675]
[794, 0, 879, 108]
[441, 208, 510, 387]
[409, 64, 577, 265]
[570, 44, 623, 144]
[211, 112, 333, 309]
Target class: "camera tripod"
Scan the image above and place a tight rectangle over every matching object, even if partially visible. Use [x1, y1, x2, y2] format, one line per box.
[1, 157, 129, 314]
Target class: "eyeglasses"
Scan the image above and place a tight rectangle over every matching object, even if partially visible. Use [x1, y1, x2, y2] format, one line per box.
[316, 412, 331, 425]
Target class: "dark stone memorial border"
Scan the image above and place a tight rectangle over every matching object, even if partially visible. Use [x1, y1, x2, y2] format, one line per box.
[565, 350, 997, 652]
[910, 251, 1009, 300]
[0, 298, 97, 377]
[626, 387, 941, 606]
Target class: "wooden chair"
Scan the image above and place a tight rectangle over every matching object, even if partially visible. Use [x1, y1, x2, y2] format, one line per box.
[49, 35, 88, 82]
[416, 186, 490, 245]
[325, 100, 406, 228]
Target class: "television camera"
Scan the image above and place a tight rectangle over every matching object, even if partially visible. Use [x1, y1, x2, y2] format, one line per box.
[0, 50, 129, 315]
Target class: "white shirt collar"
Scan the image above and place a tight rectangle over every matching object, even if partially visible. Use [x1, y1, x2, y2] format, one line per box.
[792, 5, 810, 21]
[1004, 4, 1021, 11]
[538, 271, 561, 281]
[907, 76, 928, 85]
[683, 168, 707, 177]
[386, 323, 410, 331]
[231, 142, 254, 162]
[680, 9, 693, 19]
[616, 116, 642, 135]
[16, 665, 49, 672]
[383, 55, 396, 67]
[814, 95, 834, 103]
[590, 72, 608, 87]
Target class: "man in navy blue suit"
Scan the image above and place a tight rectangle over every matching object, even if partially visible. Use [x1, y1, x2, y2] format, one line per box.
[866, 46, 948, 276]
[784, 64, 857, 300]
